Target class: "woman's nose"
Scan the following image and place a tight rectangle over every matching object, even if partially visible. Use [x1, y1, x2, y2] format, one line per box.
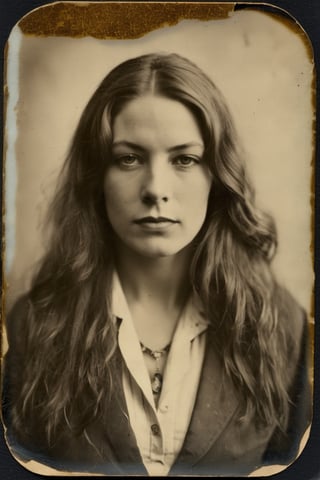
[140, 161, 170, 205]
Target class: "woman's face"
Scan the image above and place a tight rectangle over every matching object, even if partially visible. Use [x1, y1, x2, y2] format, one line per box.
[103, 94, 212, 258]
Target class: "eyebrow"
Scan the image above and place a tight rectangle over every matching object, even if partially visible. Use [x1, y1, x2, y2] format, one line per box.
[112, 141, 204, 152]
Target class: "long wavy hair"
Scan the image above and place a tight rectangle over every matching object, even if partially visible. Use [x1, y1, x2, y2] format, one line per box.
[10, 53, 294, 448]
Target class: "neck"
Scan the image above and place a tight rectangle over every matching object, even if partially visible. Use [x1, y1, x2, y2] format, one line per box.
[115, 245, 192, 311]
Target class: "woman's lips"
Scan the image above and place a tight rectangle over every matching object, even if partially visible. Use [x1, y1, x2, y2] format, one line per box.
[134, 216, 178, 224]
[133, 216, 179, 231]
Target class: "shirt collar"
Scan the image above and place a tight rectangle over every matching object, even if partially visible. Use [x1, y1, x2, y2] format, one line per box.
[176, 294, 209, 342]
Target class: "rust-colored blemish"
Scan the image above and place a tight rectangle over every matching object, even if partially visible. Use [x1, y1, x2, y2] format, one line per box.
[18, 2, 235, 39]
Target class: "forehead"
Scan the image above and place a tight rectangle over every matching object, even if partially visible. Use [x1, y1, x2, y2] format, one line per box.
[112, 95, 204, 147]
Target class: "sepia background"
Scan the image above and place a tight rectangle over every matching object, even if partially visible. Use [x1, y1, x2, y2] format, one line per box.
[5, 9, 314, 314]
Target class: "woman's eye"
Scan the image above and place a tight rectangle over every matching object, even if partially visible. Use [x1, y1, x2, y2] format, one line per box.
[173, 155, 201, 167]
[115, 154, 142, 167]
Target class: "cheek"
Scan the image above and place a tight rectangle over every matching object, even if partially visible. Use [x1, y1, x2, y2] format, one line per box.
[183, 176, 211, 214]
[103, 173, 132, 215]
[104, 180, 124, 223]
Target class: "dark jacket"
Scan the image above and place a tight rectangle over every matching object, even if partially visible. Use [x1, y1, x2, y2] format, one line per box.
[2, 291, 312, 476]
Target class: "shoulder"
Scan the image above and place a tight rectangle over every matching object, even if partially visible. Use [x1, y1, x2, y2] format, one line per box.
[274, 285, 311, 387]
[275, 285, 307, 344]
[3, 296, 32, 423]
[5, 295, 32, 349]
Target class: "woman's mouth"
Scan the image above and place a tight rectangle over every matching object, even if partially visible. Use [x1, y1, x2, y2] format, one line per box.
[133, 216, 179, 231]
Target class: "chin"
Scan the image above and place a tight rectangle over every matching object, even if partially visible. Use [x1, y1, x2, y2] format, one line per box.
[128, 238, 193, 259]
[135, 246, 180, 258]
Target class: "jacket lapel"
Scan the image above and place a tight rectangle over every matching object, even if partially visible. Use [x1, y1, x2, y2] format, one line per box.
[99, 348, 147, 474]
[170, 334, 239, 472]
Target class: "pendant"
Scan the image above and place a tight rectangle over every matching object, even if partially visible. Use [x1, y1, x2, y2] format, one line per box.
[151, 373, 163, 394]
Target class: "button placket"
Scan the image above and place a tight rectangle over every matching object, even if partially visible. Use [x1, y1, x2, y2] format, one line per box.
[150, 422, 163, 461]
[158, 390, 176, 458]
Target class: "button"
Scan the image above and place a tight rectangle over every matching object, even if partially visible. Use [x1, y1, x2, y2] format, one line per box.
[159, 404, 169, 413]
[151, 423, 160, 435]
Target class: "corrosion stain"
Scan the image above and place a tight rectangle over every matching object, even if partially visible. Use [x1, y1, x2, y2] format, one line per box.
[18, 2, 235, 39]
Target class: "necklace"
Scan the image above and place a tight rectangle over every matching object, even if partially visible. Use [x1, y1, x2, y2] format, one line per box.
[140, 342, 171, 395]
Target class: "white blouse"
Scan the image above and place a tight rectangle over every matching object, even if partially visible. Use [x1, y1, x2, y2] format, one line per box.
[111, 272, 208, 476]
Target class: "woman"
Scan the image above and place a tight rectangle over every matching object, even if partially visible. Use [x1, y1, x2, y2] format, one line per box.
[3, 53, 311, 476]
